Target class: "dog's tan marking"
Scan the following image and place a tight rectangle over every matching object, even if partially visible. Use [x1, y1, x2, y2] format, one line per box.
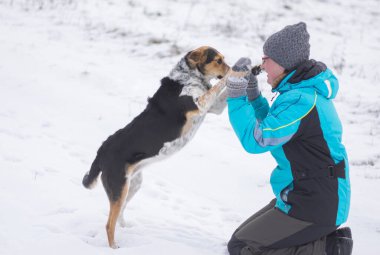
[186, 48, 206, 69]
[106, 164, 137, 249]
[181, 110, 200, 136]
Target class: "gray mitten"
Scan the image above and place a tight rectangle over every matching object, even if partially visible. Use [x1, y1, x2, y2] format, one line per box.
[246, 73, 260, 101]
[232, 57, 252, 72]
[226, 57, 252, 98]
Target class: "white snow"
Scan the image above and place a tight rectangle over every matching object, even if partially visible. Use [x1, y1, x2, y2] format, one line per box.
[0, 0, 379, 254]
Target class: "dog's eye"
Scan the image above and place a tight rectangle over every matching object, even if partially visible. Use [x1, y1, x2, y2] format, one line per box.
[216, 59, 222, 65]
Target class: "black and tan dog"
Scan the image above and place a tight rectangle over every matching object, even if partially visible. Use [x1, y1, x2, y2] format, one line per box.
[82, 46, 237, 248]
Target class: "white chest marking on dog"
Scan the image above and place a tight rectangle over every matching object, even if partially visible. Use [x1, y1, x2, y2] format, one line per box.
[159, 114, 205, 156]
[130, 115, 204, 179]
[180, 85, 206, 99]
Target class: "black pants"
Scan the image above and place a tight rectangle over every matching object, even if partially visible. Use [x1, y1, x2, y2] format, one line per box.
[228, 199, 337, 255]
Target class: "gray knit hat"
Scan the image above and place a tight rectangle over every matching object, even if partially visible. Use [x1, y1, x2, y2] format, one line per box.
[263, 22, 310, 70]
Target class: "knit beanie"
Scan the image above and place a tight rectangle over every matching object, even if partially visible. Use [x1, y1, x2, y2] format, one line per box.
[263, 22, 310, 70]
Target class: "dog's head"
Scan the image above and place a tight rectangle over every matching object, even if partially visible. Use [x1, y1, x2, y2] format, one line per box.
[185, 46, 230, 80]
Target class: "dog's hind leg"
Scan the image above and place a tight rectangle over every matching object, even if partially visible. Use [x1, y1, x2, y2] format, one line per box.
[103, 163, 136, 249]
[117, 197, 128, 228]
[118, 171, 143, 228]
[105, 179, 130, 249]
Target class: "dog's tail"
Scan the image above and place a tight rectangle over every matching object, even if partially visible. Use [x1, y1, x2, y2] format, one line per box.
[82, 156, 102, 189]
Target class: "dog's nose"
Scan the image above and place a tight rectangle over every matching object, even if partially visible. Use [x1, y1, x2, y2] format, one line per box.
[251, 65, 262, 75]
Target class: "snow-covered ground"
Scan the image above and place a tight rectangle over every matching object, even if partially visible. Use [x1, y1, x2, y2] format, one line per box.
[0, 0, 379, 254]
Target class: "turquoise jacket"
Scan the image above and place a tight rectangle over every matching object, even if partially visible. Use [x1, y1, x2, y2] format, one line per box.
[228, 61, 350, 226]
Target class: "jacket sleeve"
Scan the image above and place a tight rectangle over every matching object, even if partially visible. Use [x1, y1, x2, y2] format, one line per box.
[227, 92, 315, 154]
[249, 94, 269, 121]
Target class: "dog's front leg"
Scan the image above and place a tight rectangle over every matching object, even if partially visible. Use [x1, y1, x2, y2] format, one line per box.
[207, 88, 227, 115]
[197, 70, 248, 114]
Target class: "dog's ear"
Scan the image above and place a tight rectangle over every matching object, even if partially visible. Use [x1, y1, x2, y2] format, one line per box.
[186, 49, 206, 69]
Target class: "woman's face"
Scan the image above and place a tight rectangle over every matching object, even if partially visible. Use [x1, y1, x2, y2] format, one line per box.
[261, 56, 285, 88]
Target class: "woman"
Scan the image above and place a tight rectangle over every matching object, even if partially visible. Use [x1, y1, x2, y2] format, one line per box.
[226, 22, 352, 255]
